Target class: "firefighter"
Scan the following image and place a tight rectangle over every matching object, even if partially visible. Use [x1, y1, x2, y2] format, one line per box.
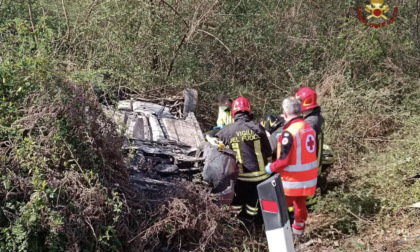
[294, 87, 324, 174]
[216, 97, 272, 217]
[265, 97, 318, 237]
[261, 114, 285, 159]
[295, 87, 325, 207]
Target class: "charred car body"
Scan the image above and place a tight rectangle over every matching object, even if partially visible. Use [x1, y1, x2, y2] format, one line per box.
[104, 89, 238, 204]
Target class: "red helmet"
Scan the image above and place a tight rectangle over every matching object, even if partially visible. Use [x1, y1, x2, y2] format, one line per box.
[295, 87, 318, 111]
[231, 97, 251, 118]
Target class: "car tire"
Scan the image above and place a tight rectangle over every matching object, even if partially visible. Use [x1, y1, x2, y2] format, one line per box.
[183, 88, 198, 117]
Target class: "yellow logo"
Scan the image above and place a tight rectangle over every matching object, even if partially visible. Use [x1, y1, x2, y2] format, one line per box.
[365, 0, 389, 19]
[302, 98, 312, 107]
[357, 0, 398, 28]
[233, 103, 240, 111]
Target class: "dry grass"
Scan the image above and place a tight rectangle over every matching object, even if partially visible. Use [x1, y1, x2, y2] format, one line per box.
[130, 183, 267, 251]
[0, 81, 143, 250]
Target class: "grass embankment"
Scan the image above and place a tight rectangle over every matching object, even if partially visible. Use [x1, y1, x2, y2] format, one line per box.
[307, 114, 420, 251]
[1, 0, 420, 251]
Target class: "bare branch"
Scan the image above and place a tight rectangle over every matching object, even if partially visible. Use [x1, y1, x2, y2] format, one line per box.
[167, 34, 187, 77]
[417, 0, 420, 47]
[27, 0, 38, 45]
[61, 0, 70, 41]
[197, 29, 231, 53]
[84, 0, 99, 24]
[160, 0, 189, 29]
[186, 0, 220, 41]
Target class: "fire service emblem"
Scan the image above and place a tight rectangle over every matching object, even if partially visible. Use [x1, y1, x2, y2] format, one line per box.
[357, 0, 398, 28]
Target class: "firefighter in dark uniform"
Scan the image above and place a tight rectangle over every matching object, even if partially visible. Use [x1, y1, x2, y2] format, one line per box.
[294, 87, 324, 177]
[295, 87, 325, 206]
[216, 97, 272, 217]
[261, 114, 285, 159]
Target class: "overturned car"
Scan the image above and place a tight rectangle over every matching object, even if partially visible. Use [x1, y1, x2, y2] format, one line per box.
[104, 89, 238, 204]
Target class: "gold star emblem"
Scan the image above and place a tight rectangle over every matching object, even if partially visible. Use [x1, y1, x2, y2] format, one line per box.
[365, 0, 390, 19]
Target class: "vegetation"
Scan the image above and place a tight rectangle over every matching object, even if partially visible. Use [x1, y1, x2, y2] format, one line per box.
[1, 0, 419, 251]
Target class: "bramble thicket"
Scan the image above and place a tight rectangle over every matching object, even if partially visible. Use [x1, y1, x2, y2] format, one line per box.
[1, 0, 420, 251]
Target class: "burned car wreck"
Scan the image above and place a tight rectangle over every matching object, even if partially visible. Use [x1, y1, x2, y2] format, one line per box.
[104, 89, 238, 204]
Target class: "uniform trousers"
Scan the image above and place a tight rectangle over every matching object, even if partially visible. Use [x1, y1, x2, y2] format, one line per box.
[286, 196, 308, 224]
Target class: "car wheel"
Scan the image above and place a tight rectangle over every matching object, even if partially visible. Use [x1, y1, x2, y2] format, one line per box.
[183, 88, 198, 117]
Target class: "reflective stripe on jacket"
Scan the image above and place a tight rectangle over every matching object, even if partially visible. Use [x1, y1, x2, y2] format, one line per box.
[217, 107, 233, 126]
[275, 119, 318, 196]
[303, 107, 324, 175]
[216, 113, 272, 182]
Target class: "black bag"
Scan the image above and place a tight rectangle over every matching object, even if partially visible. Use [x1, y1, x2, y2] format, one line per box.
[202, 145, 239, 205]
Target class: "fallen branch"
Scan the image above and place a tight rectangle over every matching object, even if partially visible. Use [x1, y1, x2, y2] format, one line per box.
[357, 137, 420, 143]
[197, 29, 231, 53]
[345, 209, 372, 224]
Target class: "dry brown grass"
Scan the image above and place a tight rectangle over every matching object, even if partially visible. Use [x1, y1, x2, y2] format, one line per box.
[0, 81, 144, 250]
[130, 183, 267, 252]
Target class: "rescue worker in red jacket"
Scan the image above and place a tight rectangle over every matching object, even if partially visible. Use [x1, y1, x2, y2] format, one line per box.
[265, 97, 318, 237]
[216, 97, 272, 217]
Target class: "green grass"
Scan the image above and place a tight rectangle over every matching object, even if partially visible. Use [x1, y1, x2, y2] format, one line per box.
[313, 115, 420, 250]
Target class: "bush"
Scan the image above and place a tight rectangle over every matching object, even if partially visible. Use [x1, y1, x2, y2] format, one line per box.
[1, 0, 420, 250]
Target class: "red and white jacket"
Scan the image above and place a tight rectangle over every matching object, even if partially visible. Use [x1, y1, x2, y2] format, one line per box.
[268, 117, 318, 196]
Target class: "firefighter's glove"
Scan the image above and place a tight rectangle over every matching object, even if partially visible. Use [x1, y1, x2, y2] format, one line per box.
[265, 163, 272, 174]
[208, 137, 220, 146]
[213, 125, 223, 130]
